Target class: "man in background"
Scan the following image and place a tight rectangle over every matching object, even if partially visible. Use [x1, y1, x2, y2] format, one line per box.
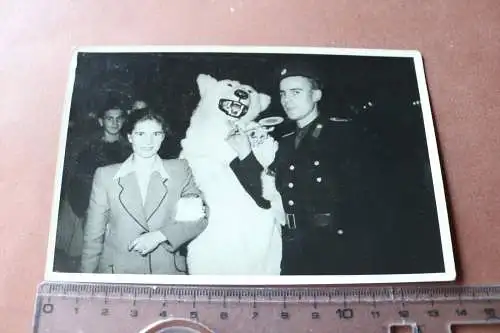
[55, 103, 131, 272]
[67, 105, 131, 217]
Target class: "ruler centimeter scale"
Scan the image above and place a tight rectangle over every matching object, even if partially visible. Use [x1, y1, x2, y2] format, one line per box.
[33, 282, 500, 333]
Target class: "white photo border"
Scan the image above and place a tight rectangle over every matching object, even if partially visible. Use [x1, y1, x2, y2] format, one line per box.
[44, 45, 456, 285]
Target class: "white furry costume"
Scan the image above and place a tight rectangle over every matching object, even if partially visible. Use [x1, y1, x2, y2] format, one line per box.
[180, 74, 283, 275]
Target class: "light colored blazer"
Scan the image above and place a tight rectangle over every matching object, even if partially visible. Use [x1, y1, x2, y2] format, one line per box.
[80, 158, 207, 275]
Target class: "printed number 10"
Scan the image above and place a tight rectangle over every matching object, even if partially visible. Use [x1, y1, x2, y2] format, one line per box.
[336, 308, 354, 319]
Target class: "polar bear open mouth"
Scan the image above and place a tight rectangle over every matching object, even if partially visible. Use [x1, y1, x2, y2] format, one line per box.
[218, 98, 249, 118]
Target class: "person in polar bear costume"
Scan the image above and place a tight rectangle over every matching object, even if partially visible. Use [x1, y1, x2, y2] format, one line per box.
[180, 73, 284, 275]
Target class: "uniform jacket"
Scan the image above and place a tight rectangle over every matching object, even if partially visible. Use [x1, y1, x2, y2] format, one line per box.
[276, 120, 339, 216]
[233, 116, 386, 274]
[271, 116, 389, 274]
[80, 157, 208, 275]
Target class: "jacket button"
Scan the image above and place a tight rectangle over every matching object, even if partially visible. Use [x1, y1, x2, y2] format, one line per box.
[316, 177, 322, 183]
[313, 160, 320, 166]
[288, 182, 294, 188]
[288, 200, 294, 206]
[337, 229, 344, 235]
[289, 165, 295, 171]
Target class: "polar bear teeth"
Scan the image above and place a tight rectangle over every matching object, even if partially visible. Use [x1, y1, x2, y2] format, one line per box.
[218, 99, 249, 118]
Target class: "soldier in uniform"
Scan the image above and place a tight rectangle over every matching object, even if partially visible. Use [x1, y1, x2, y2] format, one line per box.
[227, 61, 385, 275]
[270, 62, 378, 275]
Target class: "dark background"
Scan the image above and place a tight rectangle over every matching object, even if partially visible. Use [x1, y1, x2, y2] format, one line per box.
[67, 52, 423, 155]
[64, 52, 445, 274]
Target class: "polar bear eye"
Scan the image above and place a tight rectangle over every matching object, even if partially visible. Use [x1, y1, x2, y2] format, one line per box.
[227, 82, 234, 87]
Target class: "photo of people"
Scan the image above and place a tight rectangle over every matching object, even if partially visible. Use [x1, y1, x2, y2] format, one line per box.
[45, 47, 455, 285]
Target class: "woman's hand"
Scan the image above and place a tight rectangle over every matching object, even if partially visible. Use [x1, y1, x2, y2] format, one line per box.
[128, 231, 167, 256]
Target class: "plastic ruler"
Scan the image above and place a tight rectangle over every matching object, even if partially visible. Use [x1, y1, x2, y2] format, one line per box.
[33, 282, 500, 332]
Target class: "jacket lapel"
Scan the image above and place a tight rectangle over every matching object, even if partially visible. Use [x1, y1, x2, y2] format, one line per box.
[144, 172, 168, 222]
[298, 119, 322, 151]
[277, 131, 297, 165]
[117, 173, 149, 232]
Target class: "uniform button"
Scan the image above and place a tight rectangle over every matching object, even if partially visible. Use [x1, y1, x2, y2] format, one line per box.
[313, 160, 320, 166]
[337, 229, 344, 235]
[288, 182, 294, 188]
[289, 165, 295, 171]
[288, 200, 294, 206]
[316, 177, 322, 183]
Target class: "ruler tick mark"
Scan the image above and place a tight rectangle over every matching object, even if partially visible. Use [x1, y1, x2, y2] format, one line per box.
[34, 283, 500, 332]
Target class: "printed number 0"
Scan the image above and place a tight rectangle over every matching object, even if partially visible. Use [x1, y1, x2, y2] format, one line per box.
[42, 303, 54, 314]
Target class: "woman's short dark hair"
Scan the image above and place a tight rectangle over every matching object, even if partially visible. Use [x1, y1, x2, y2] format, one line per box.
[122, 108, 171, 136]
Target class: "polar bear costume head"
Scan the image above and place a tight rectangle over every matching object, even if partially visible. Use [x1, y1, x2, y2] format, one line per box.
[181, 74, 271, 163]
[194, 74, 270, 127]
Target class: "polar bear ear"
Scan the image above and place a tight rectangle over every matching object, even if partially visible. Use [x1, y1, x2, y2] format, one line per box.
[258, 93, 271, 111]
[196, 74, 217, 97]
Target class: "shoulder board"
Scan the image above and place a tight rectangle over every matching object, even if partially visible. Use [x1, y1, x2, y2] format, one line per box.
[281, 131, 295, 138]
[329, 117, 352, 122]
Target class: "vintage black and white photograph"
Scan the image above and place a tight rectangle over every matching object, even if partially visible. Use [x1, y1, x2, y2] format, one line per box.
[45, 46, 455, 284]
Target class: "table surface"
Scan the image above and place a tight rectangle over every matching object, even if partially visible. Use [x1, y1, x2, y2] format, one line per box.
[1, 1, 499, 332]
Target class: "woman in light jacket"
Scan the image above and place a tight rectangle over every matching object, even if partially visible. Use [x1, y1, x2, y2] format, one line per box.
[81, 108, 207, 274]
